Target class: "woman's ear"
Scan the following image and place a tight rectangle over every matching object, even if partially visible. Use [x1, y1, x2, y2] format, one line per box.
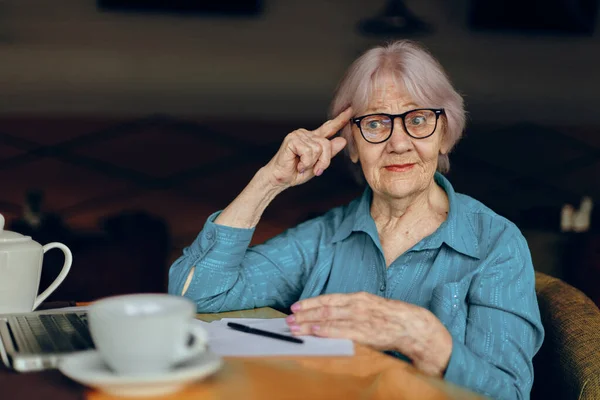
[440, 140, 450, 155]
[439, 121, 450, 155]
[350, 144, 359, 163]
[347, 130, 360, 163]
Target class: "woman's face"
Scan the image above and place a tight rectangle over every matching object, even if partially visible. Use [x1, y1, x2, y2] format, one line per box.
[350, 77, 448, 201]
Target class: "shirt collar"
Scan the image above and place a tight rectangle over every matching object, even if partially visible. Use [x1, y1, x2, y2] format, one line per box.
[331, 184, 375, 244]
[330, 172, 481, 260]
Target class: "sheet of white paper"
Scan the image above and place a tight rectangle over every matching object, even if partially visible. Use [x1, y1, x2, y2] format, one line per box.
[196, 318, 354, 357]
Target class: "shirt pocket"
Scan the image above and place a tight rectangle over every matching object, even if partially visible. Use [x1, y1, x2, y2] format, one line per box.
[429, 281, 469, 339]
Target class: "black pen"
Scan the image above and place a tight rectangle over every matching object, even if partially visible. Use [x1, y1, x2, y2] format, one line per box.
[226, 322, 304, 344]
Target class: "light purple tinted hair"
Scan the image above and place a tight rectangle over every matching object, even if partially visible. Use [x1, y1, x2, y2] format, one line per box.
[330, 40, 466, 181]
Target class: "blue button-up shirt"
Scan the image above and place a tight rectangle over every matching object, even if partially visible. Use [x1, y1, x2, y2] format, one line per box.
[169, 172, 544, 399]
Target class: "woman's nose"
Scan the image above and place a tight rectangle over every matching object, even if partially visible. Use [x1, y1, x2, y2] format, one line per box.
[386, 119, 413, 152]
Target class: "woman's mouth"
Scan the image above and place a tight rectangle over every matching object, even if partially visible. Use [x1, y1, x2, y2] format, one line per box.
[384, 163, 415, 172]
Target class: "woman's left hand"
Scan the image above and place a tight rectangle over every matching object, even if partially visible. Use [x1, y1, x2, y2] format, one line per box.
[286, 292, 453, 377]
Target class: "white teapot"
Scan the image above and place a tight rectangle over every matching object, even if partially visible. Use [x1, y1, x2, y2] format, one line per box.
[0, 213, 73, 313]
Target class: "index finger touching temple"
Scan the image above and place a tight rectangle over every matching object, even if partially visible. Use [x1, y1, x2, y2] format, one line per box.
[316, 107, 353, 138]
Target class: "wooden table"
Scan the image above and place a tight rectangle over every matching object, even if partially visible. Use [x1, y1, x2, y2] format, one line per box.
[87, 307, 484, 400]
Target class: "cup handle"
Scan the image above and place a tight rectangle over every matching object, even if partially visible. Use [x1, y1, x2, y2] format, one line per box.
[174, 323, 208, 364]
[32, 243, 73, 310]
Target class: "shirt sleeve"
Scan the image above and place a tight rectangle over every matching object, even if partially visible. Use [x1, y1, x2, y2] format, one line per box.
[168, 211, 333, 313]
[443, 231, 545, 400]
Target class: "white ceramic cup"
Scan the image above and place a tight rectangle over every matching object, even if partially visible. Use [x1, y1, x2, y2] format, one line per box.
[88, 293, 207, 376]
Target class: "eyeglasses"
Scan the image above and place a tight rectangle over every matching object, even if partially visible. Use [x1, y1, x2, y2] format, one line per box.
[351, 108, 445, 144]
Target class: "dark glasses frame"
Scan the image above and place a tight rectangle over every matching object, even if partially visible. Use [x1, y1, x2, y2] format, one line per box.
[350, 108, 445, 143]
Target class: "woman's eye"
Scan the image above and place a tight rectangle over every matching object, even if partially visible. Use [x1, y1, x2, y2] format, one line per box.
[410, 116, 425, 125]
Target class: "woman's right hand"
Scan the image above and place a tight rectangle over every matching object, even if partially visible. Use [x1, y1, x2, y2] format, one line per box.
[264, 107, 353, 189]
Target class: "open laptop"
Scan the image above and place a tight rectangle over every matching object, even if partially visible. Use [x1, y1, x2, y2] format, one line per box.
[0, 309, 95, 372]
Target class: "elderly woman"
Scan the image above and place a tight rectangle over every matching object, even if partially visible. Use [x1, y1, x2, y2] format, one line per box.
[169, 40, 544, 399]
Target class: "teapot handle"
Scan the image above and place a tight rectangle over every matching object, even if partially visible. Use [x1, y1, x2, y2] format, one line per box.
[32, 243, 73, 310]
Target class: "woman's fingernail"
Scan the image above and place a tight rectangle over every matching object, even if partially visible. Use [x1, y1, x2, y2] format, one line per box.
[291, 303, 301, 312]
[316, 169, 323, 176]
[312, 325, 321, 332]
[286, 315, 295, 324]
[290, 324, 300, 332]
[299, 168, 305, 174]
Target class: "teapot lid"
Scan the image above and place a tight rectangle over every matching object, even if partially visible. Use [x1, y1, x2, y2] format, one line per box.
[0, 214, 32, 243]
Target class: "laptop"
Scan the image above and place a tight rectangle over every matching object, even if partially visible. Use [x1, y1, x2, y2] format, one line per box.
[0, 309, 95, 372]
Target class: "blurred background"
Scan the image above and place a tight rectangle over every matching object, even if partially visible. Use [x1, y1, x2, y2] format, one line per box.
[1, 0, 598, 304]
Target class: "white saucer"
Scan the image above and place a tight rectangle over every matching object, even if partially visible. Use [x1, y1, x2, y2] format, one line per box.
[58, 350, 223, 397]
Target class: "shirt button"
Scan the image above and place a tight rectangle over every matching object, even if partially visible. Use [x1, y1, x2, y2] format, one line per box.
[379, 284, 386, 292]
[205, 230, 215, 241]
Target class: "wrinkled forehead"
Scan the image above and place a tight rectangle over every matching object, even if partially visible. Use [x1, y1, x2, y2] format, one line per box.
[368, 79, 416, 112]
[352, 66, 436, 116]
[353, 69, 410, 114]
